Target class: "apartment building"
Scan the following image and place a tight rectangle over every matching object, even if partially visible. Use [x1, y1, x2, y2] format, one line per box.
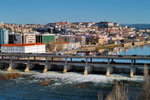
[0, 28, 9, 47]
[9, 33, 36, 44]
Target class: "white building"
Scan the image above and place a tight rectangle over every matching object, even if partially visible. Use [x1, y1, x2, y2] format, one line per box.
[1, 43, 45, 53]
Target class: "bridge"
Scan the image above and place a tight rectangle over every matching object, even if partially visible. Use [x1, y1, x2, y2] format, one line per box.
[0, 53, 150, 77]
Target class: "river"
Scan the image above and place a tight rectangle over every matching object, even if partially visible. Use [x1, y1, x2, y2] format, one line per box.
[0, 44, 150, 100]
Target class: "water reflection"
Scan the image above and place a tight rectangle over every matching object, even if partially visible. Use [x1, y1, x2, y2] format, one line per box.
[103, 44, 150, 55]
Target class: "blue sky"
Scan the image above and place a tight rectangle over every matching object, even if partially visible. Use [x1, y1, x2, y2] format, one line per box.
[0, 0, 149, 24]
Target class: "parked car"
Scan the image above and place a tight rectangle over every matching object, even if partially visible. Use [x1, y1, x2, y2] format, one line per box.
[96, 53, 101, 56]
[76, 51, 92, 56]
[118, 55, 123, 57]
[57, 52, 64, 56]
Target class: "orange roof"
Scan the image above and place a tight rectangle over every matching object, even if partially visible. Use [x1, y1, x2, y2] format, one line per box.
[2, 43, 45, 47]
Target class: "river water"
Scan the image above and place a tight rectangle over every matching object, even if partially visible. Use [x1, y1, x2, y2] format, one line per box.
[0, 44, 149, 100]
[0, 71, 143, 100]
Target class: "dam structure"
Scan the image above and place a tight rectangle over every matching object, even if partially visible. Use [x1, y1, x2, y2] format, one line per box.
[0, 53, 150, 77]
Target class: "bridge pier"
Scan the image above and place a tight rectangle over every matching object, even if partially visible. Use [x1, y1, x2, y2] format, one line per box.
[24, 63, 30, 72]
[106, 59, 113, 77]
[63, 65, 67, 73]
[43, 57, 48, 73]
[43, 64, 52, 73]
[63, 65, 72, 73]
[63, 58, 72, 73]
[130, 59, 136, 77]
[7, 63, 13, 71]
[84, 66, 92, 75]
[7, 63, 20, 71]
[106, 66, 114, 77]
[130, 67, 136, 78]
[43, 65, 48, 73]
[25, 57, 30, 72]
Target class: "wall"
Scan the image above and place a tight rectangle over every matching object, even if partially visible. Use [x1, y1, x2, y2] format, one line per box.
[1, 44, 45, 53]
[42, 35, 55, 44]
[1, 46, 24, 53]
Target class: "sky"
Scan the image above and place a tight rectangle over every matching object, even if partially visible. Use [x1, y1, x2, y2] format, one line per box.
[0, 0, 150, 24]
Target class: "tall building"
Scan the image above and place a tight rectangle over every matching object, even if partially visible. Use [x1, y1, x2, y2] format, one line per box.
[36, 34, 43, 43]
[0, 28, 9, 47]
[9, 33, 36, 44]
[8, 33, 15, 44]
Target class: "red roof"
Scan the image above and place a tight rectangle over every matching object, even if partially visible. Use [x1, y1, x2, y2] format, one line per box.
[2, 43, 45, 47]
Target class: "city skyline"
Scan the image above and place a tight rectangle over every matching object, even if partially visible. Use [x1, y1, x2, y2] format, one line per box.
[0, 0, 149, 24]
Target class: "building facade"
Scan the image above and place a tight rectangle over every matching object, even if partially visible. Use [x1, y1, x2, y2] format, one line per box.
[1, 43, 45, 53]
[0, 28, 9, 47]
[42, 34, 55, 44]
[9, 33, 36, 44]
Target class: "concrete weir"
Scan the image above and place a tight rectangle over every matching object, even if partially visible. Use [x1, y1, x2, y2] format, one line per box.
[63, 65, 72, 73]
[7, 63, 21, 71]
[0, 54, 150, 77]
[24, 63, 30, 72]
[84, 66, 92, 75]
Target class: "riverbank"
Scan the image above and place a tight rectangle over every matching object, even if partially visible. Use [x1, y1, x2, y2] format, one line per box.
[97, 41, 148, 50]
[61, 41, 149, 55]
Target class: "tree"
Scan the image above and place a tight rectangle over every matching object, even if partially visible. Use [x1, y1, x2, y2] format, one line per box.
[55, 37, 65, 51]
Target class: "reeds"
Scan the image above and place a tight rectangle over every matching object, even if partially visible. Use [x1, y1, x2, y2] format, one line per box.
[136, 64, 150, 100]
[105, 82, 128, 100]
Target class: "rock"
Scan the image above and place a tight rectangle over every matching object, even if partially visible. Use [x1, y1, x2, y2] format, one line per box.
[0, 73, 22, 80]
[77, 83, 87, 89]
[40, 80, 51, 86]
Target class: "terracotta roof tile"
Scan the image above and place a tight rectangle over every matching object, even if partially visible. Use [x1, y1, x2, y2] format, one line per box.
[2, 43, 45, 47]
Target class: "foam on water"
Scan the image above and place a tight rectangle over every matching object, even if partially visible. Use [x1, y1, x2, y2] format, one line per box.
[32, 72, 144, 84]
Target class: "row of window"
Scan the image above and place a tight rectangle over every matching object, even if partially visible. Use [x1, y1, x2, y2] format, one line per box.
[3, 48, 24, 51]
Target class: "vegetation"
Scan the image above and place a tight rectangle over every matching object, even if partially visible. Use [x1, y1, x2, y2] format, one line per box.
[136, 64, 150, 100]
[98, 82, 128, 100]
[47, 37, 65, 52]
[98, 64, 150, 100]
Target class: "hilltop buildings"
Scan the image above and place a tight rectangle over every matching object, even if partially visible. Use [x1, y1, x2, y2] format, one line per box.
[0, 21, 148, 53]
[0, 28, 9, 47]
